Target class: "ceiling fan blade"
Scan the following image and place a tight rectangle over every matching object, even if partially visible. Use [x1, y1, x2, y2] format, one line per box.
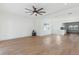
[33, 6, 35, 9]
[30, 12, 34, 15]
[32, 6, 37, 11]
[38, 13, 43, 15]
[37, 8, 43, 11]
[25, 12, 32, 13]
[39, 11, 46, 13]
[25, 8, 32, 11]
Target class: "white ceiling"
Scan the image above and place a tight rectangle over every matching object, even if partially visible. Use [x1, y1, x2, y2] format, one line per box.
[0, 3, 79, 18]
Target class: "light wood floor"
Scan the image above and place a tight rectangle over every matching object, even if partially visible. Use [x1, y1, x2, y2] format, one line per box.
[0, 34, 79, 55]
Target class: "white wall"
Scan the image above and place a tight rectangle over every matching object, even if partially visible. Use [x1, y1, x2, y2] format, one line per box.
[34, 15, 79, 36]
[34, 18, 63, 36]
[35, 18, 52, 36]
[0, 12, 34, 40]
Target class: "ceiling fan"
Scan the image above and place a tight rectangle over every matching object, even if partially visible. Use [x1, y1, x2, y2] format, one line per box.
[25, 5, 46, 16]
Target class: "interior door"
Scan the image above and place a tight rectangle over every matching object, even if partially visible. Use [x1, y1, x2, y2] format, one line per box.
[43, 23, 51, 35]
